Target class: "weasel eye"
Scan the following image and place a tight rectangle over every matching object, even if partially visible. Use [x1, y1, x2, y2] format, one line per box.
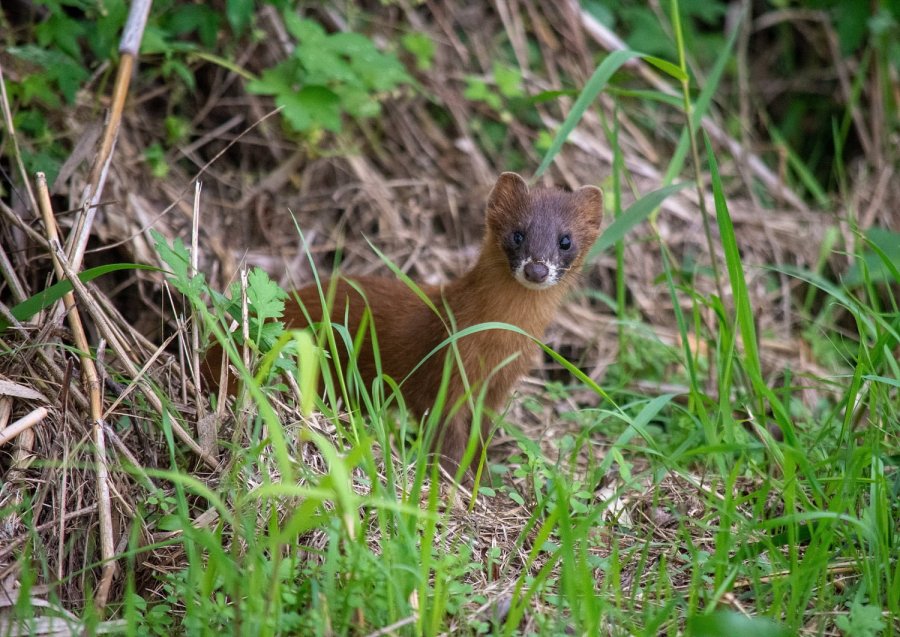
[512, 231, 525, 246]
[559, 234, 572, 251]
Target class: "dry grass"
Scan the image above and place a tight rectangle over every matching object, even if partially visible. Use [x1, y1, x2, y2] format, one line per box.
[1, 1, 896, 633]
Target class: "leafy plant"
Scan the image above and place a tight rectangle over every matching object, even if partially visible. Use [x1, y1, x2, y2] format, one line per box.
[401, 32, 436, 71]
[464, 62, 525, 113]
[151, 230, 287, 351]
[5, 1, 414, 187]
[246, 13, 412, 134]
[687, 610, 792, 637]
[835, 601, 886, 637]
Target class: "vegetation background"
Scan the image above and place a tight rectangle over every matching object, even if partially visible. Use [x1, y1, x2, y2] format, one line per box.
[0, 0, 897, 635]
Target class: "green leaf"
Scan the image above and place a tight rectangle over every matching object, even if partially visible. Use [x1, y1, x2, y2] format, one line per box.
[139, 26, 171, 56]
[279, 86, 342, 133]
[863, 374, 900, 389]
[833, 602, 885, 637]
[599, 394, 674, 475]
[834, 2, 870, 54]
[704, 132, 761, 380]
[164, 115, 191, 145]
[494, 63, 524, 98]
[222, 268, 288, 351]
[333, 85, 380, 119]
[244, 17, 411, 137]
[687, 611, 791, 637]
[225, 0, 254, 34]
[292, 329, 318, 416]
[643, 54, 688, 81]
[298, 44, 356, 85]
[329, 32, 379, 58]
[402, 32, 435, 70]
[157, 514, 183, 533]
[283, 14, 325, 43]
[661, 14, 741, 191]
[246, 65, 298, 97]
[587, 182, 692, 261]
[20, 75, 60, 108]
[161, 58, 196, 90]
[35, 13, 86, 59]
[0, 263, 161, 332]
[21, 148, 64, 186]
[534, 49, 642, 179]
[144, 142, 169, 178]
[768, 124, 829, 207]
[151, 229, 205, 297]
[463, 77, 489, 100]
[246, 268, 286, 324]
[529, 89, 579, 104]
[605, 86, 683, 108]
[7, 45, 88, 104]
[464, 77, 502, 110]
[165, 4, 221, 48]
[845, 226, 900, 286]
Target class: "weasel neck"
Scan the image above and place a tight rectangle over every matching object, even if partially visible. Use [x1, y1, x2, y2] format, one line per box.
[441, 243, 571, 338]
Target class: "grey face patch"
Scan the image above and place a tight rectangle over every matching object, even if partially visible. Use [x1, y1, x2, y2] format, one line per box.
[498, 190, 582, 290]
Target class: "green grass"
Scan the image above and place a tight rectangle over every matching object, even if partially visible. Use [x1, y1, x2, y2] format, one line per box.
[4, 4, 898, 637]
[89, 129, 896, 635]
[9, 196, 898, 637]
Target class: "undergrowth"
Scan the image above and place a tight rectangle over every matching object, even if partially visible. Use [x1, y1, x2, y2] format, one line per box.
[122, 131, 898, 634]
[1, 1, 898, 636]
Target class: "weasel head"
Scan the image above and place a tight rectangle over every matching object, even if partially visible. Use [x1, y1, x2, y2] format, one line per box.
[485, 172, 603, 291]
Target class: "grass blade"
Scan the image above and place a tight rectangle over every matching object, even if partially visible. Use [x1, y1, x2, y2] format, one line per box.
[534, 50, 642, 179]
[587, 181, 691, 261]
[1, 263, 160, 331]
[703, 131, 761, 380]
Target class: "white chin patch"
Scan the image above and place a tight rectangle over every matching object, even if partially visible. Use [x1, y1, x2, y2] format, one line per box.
[513, 260, 561, 290]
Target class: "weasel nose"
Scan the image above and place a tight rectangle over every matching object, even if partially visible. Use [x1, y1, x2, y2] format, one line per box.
[523, 261, 549, 283]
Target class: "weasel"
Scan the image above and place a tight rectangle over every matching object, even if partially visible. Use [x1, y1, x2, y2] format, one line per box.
[204, 172, 602, 475]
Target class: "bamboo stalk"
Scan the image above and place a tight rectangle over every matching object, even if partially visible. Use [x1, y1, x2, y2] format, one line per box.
[0, 407, 48, 447]
[35, 172, 117, 611]
[65, 0, 152, 273]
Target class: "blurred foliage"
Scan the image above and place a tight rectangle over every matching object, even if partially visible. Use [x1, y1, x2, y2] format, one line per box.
[584, 0, 899, 196]
[584, 0, 899, 68]
[245, 14, 410, 134]
[1, 0, 411, 184]
[1, 0, 896, 197]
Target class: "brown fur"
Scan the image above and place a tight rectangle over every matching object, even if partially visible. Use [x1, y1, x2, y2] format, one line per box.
[203, 173, 603, 475]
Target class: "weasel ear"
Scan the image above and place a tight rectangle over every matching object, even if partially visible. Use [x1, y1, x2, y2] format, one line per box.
[488, 172, 529, 215]
[575, 185, 603, 228]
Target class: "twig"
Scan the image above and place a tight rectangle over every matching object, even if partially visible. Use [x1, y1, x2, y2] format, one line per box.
[58, 436, 70, 581]
[51, 238, 219, 469]
[0, 505, 99, 561]
[35, 172, 117, 611]
[64, 0, 151, 274]
[101, 332, 178, 421]
[0, 407, 48, 447]
[363, 614, 419, 637]
[0, 198, 51, 245]
[102, 424, 157, 492]
[27, 165, 216, 469]
[0, 242, 26, 304]
[0, 64, 38, 213]
[0, 309, 91, 412]
[0, 63, 41, 308]
[189, 181, 215, 453]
